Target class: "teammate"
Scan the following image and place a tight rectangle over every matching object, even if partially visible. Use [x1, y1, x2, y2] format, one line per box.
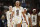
[22, 8, 32, 27]
[31, 9, 37, 27]
[11, 1, 28, 27]
[6, 6, 12, 27]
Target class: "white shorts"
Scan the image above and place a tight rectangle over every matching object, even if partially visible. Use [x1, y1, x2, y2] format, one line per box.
[7, 20, 13, 27]
[32, 23, 37, 26]
[12, 17, 21, 27]
[7, 20, 10, 27]
[22, 23, 28, 27]
[12, 17, 21, 24]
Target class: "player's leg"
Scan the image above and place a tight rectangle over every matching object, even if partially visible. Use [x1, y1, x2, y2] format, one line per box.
[16, 18, 22, 27]
[17, 23, 21, 27]
[12, 18, 17, 27]
[22, 23, 25, 27]
[13, 24, 17, 27]
[8, 23, 10, 27]
[7, 20, 10, 27]
[22, 23, 27, 27]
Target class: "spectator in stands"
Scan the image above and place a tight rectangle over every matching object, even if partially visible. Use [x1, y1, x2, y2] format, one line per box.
[0, 18, 2, 27]
[0, 9, 2, 18]
[1, 15, 7, 27]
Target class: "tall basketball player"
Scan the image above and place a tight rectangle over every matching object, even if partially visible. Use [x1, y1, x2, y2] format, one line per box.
[11, 1, 28, 27]
[31, 9, 37, 27]
[22, 8, 32, 27]
[6, 6, 12, 27]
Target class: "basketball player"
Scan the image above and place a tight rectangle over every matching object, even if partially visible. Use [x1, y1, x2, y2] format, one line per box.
[6, 6, 12, 27]
[31, 9, 37, 27]
[11, 1, 28, 27]
[22, 8, 32, 27]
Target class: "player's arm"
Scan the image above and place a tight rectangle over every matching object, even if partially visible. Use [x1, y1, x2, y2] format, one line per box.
[11, 7, 14, 19]
[29, 17, 32, 27]
[10, 7, 14, 23]
[10, 11, 14, 22]
[21, 7, 28, 25]
[28, 14, 32, 27]
[6, 12, 9, 20]
[6, 12, 9, 26]
[11, 11, 14, 19]
[10, 8, 14, 27]
[22, 12, 28, 25]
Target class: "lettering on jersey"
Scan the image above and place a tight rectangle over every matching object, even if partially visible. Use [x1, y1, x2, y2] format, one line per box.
[33, 16, 35, 22]
[16, 10, 19, 16]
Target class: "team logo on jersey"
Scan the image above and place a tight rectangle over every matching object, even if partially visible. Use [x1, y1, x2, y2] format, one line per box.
[16, 10, 19, 16]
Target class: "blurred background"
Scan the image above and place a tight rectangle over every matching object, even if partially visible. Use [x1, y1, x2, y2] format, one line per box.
[0, 0, 40, 27]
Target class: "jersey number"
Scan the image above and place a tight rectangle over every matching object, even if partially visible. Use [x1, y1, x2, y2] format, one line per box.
[33, 16, 35, 22]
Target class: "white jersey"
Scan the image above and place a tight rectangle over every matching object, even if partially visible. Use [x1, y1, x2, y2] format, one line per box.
[22, 13, 30, 27]
[6, 11, 12, 27]
[31, 14, 37, 26]
[12, 6, 23, 24]
[6, 11, 12, 21]
[22, 13, 30, 25]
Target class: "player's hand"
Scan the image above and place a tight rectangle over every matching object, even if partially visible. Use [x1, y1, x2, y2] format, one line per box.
[31, 26, 32, 27]
[26, 22, 28, 25]
[31, 24, 32, 27]
[10, 18, 12, 22]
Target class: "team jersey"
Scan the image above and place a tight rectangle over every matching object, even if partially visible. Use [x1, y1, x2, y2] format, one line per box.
[31, 14, 37, 26]
[6, 11, 12, 20]
[6, 11, 12, 27]
[12, 6, 23, 24]
[6, 11, 12, 24]
[22, 13, 30, 25]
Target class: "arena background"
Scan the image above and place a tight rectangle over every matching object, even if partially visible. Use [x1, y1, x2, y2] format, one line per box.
[0, 0, 40, 27]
